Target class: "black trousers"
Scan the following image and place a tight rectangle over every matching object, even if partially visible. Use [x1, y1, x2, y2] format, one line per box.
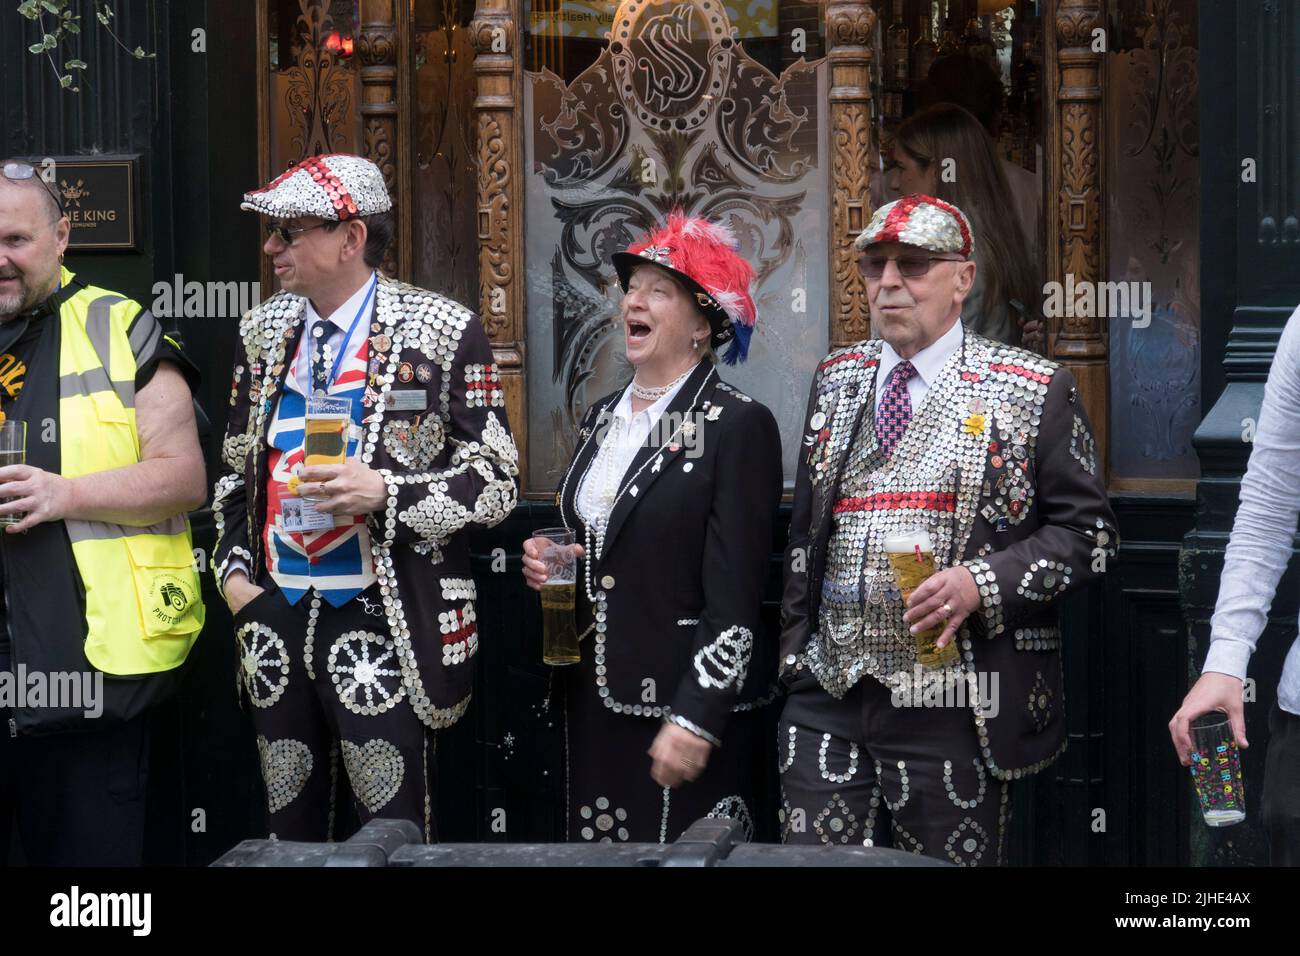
[0, 648, 149, 867]
[778, 673, 1011, 866]
[1262, 700, 1300, 866]
[235, 581, 438, 842]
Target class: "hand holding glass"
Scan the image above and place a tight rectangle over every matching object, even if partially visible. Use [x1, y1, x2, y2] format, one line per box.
[883, 529, 959, 669]
[0, 420, 27, 527]
[302, 396, 351, 501]
[1188, 712, 1246, 826]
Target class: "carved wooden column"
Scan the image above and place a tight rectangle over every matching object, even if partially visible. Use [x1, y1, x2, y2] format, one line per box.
[1048, 0, 1108, 476]
[358, 0, 411, 278]
[471, 0, 527, 477]
[826, 0, 876, 347]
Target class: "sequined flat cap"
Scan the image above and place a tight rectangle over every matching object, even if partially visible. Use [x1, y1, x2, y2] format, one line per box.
[241, 153, 392, 221]
[854, 194, 975, 258]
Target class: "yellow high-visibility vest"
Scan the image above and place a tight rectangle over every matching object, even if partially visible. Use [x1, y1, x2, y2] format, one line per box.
[56, 266, 204, 674]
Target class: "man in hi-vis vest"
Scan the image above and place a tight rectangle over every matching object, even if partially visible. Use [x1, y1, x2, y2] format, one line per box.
[0, 160, 207, 866]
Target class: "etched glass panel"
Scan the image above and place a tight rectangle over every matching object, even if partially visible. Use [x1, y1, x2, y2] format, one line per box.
[267, 0, 362, 170]
[523, 0, 829, 490]
[411, 0, 480, 305]
[1105, 0, 1200, 482]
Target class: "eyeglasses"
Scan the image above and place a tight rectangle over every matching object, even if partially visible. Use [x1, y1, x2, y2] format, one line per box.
[857, 252, 966, 279]
[264, 221, 331, 245]
[2, 161, 66, 217]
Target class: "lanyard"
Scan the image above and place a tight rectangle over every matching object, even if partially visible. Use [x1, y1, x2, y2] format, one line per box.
[306, 272, 376, 392]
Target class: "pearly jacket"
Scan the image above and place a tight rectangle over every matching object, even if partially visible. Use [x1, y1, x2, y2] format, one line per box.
[555, 360, 783, 745]
[780, 329, 1119, 779]
[211, 274, 519, 728]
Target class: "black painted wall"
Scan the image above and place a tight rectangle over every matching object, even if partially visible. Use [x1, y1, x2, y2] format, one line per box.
[2, 0, 264, 863]
[1179, 0, 1300, 867]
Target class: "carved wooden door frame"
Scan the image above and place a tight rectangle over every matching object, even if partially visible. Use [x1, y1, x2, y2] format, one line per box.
[469, 0, 528, 486]
[1046, 0, 1108, 481]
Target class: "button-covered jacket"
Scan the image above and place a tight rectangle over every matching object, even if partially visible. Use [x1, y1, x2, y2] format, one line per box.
[212, 275, 518, 727]
[780, 330, 1119, 778]
[556, 361, 783, 745]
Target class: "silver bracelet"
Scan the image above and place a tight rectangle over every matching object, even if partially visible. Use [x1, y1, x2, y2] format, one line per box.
[666, 712, 722, 748]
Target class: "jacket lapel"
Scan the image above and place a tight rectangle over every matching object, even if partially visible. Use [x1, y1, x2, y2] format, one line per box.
[246, 294, 306, 572]
[597, 361, 718, 557]
[558, 390, 622, 532]
[253, 297, 307, 438]
[811, 346, 882, 546]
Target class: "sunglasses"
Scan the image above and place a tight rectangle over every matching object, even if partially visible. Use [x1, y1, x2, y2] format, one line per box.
[264, 221, 332, 245]
[857, 252, 966, 279]
[2, 161, 66, 217]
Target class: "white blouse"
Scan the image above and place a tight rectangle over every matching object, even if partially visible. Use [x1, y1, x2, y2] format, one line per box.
[576, 368, 698, 527]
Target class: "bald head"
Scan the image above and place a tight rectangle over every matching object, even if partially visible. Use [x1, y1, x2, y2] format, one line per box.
[0, 166, 70, 319]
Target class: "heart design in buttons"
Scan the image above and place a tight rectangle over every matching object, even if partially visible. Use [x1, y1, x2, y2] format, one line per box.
[341, 738, 406, 813]
[256, 736, 314, 814]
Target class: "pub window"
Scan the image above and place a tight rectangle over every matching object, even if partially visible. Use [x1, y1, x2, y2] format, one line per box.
[522, 0, 832, 493]
[1103, 0, 1200, 492]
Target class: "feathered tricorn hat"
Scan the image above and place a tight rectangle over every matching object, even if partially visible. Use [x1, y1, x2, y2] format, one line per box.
[612, 212, 758, 365]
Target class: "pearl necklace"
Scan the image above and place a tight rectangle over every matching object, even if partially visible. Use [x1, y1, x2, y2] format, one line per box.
[630, 363, 696, 402]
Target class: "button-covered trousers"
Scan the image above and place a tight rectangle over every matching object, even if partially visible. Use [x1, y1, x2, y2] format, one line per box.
[778, 673, 1011, 866]
[234, 581, 437, 842]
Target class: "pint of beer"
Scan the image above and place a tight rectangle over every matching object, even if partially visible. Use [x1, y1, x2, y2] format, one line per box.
[534, 527, 580, 666]
[0, 420, 26, 527]
[304, 396, 351, 467]
[883, 529, 959, 669]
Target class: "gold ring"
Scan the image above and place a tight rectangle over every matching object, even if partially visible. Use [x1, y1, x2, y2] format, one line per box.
[940, 602, 953, 618]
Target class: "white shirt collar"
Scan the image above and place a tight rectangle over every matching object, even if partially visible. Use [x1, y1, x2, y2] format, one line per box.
[612, 362, 700, 424]
[305, 272, 377, 329]
[878, 316, 964, 389]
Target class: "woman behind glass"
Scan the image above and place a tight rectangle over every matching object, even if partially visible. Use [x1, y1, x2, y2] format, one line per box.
[886, 102, 1045, 352]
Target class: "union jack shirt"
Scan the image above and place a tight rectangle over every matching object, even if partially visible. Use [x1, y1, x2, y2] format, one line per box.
[263, 317, 375, 606]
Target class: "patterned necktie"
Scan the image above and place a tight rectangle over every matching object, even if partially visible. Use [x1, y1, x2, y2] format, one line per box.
[875, 360, 918, 457]
[309, 318, 337, 394]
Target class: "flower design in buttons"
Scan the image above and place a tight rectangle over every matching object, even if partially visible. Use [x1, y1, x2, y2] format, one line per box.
[328, 630, 406, 715]
[578, 796, 629, 842]
[237, 622, 290, 709]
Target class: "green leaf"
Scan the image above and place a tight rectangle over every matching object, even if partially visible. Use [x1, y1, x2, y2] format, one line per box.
[28, 42, 46, 54]
[41, 1, 64, 14]
[41, 33, 59, 50]
[59, 74, 73, 88]
[133, 46, 146, 58]
[64, 21, 79, 33]
[17, 1, 40, 19]
[66, 59, 87, 69]
[96, 11, 109, 26]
